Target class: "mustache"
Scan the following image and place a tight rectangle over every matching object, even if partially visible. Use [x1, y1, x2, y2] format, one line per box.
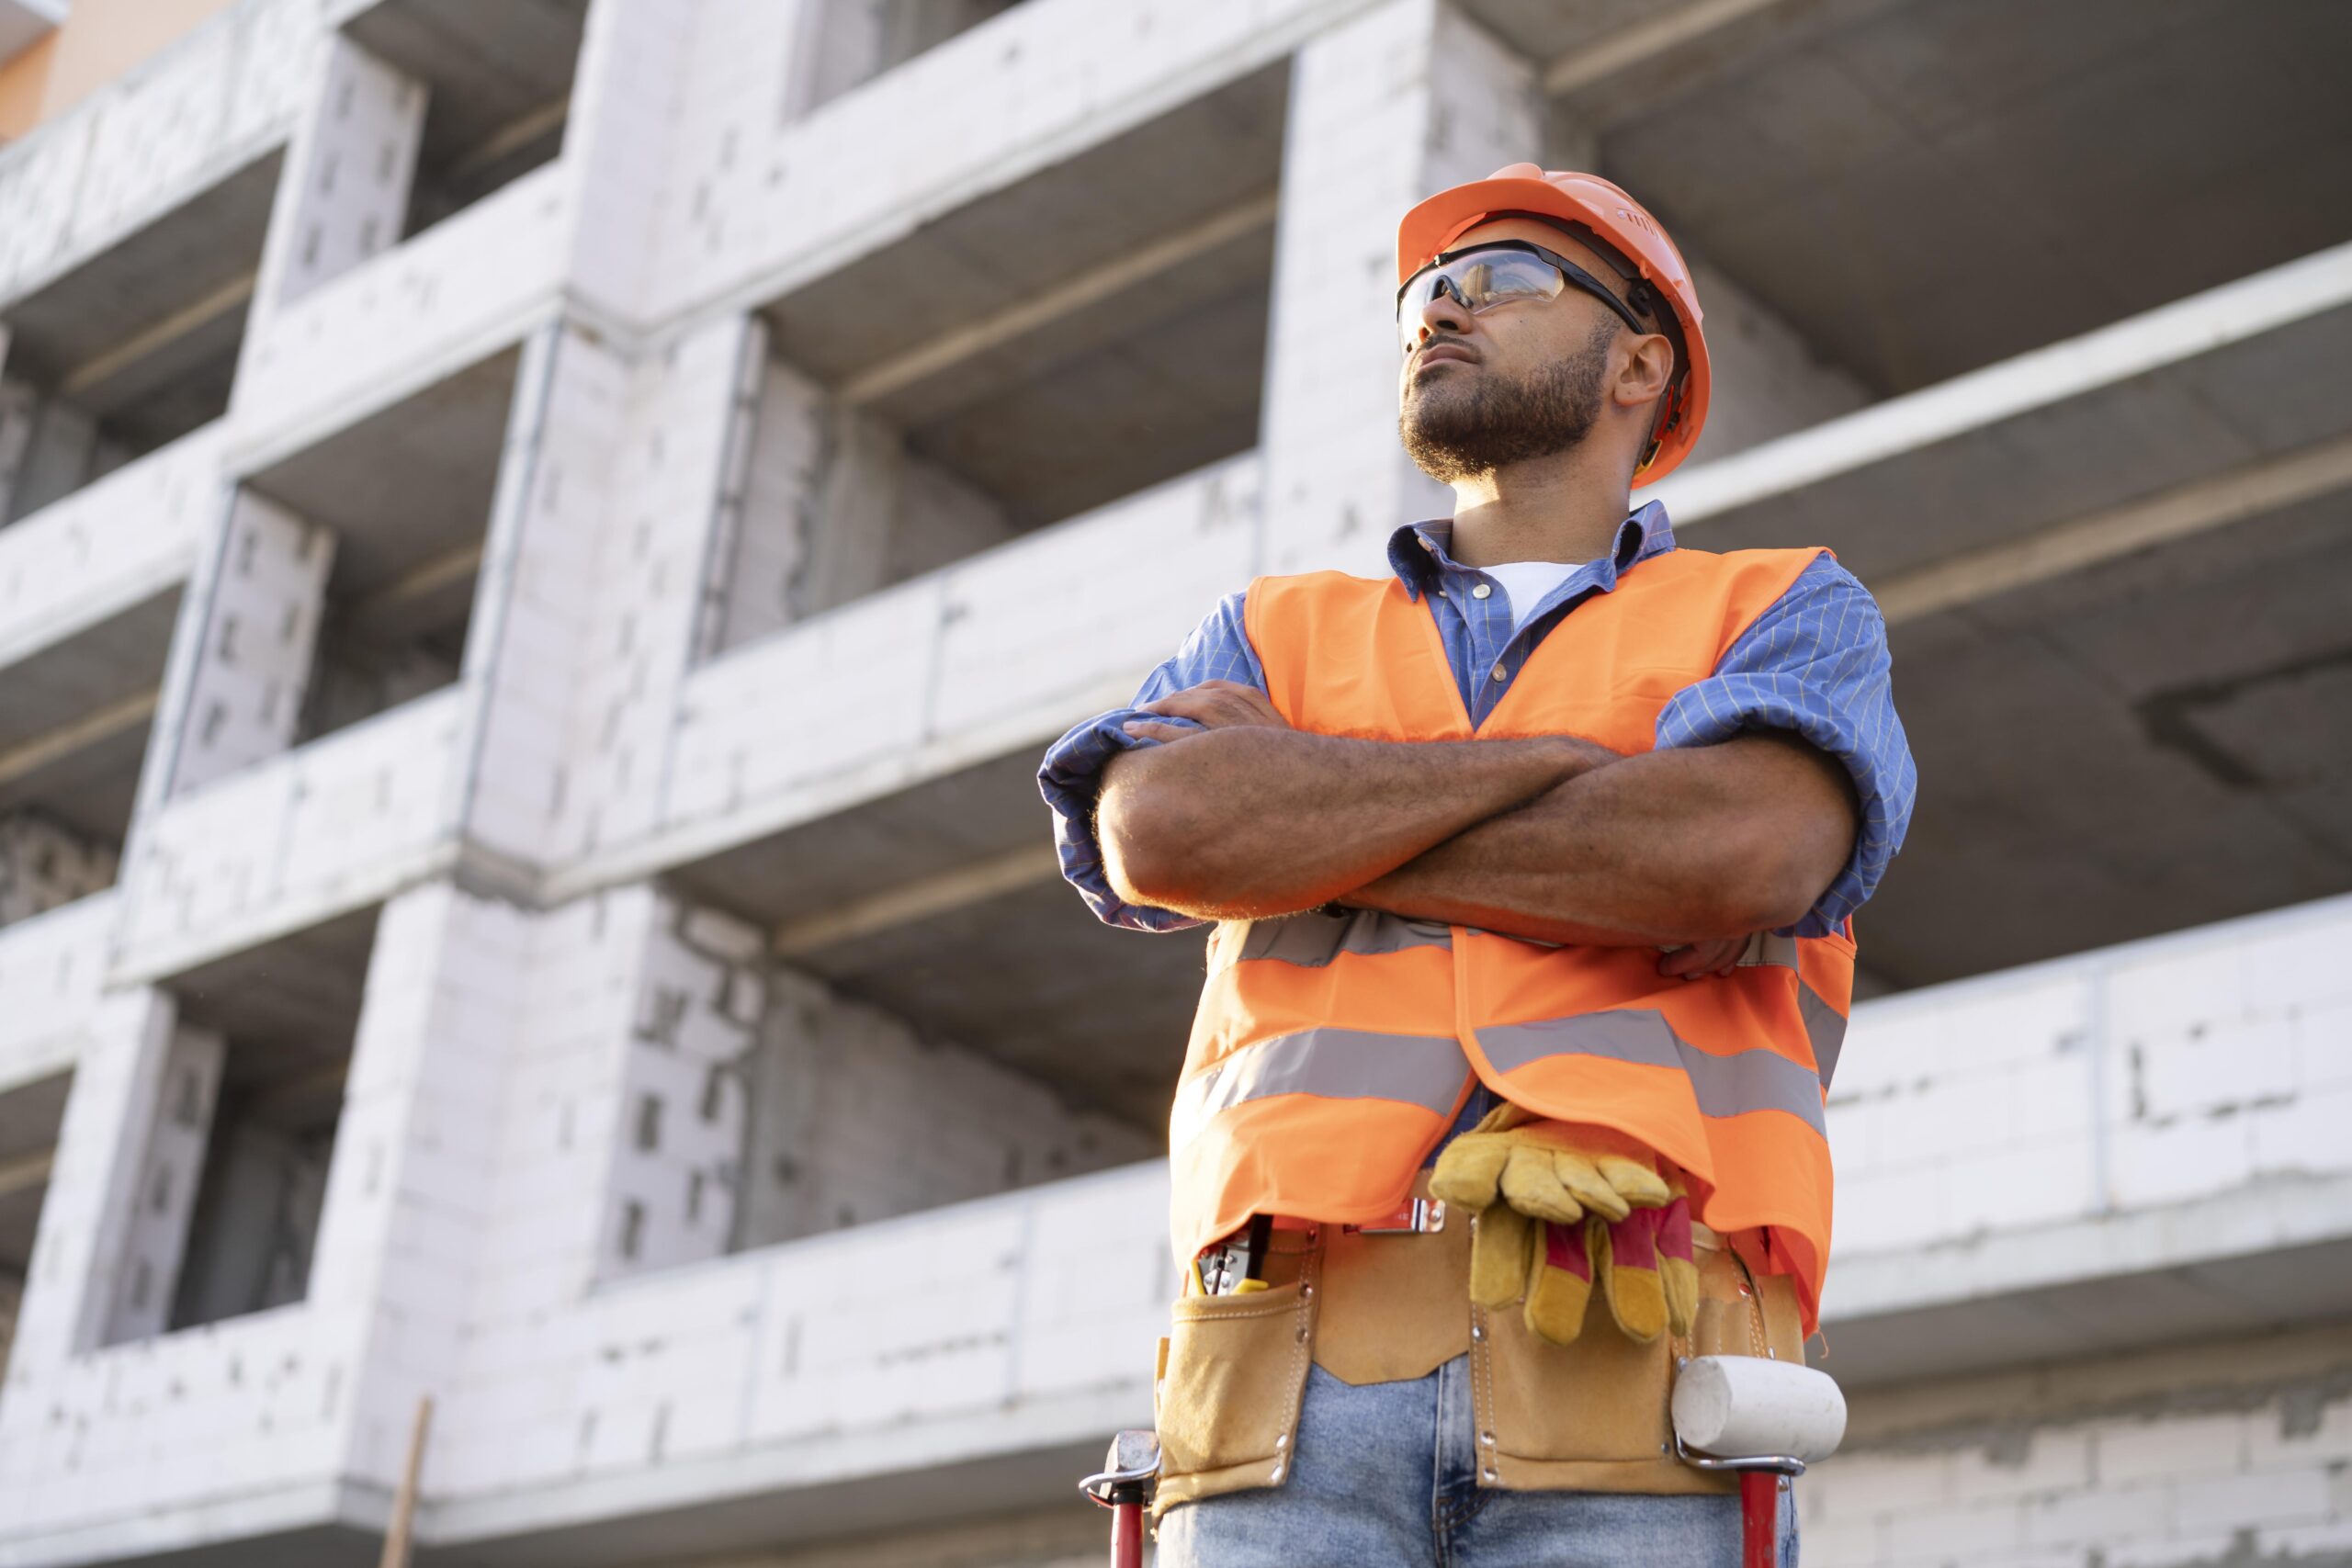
[1412, 333, 1480, 363]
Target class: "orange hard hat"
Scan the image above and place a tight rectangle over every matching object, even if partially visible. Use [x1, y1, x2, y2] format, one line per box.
[1397, 164, 1711, 485]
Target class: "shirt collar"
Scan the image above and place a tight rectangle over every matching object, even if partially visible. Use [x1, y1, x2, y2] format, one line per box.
[1385, 499, 1677, 603]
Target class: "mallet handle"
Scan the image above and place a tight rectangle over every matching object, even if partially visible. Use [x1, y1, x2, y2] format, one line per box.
[1741, 1470, 1779, 1568]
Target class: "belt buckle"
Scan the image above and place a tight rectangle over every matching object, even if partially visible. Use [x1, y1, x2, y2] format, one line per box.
[1351, 1197, 1446, 1235]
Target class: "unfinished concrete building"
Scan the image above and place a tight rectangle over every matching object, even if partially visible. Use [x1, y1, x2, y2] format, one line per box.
[0, 0, 2347, 1563]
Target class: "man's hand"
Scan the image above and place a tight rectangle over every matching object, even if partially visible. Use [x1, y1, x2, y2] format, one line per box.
[1123, 680, 1289, 742]
[1657, 935, 1747, 981]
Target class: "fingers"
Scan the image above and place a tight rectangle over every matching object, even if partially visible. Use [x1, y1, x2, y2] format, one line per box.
[1657, 1194, 1699, 1338]
[1498, 1145, 1591, 1224]
[1531, 1147, 1626, 1223]
[1429, 1136, 1510, 1209]
[1120, 719, 1198, 742]
[1592, 1153, 1671, 1210]
[1594, 1212, 1668, 1343]
[1656, 936, 1749, 981]
[1469, 1203, 1535, 1308]
[1523, 1220, 1596, 1347]
[1136, 681, 1288, 731]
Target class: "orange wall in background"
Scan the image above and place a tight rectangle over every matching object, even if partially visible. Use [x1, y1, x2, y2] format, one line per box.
[0, 0, 238, 141]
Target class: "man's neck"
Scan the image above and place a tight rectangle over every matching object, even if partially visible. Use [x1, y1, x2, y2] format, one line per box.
[1443, 450, 1629, 568]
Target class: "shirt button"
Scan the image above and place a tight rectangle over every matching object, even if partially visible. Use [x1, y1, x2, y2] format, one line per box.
[1471, 583, 1492, 599]
[1419, 536, 1436, 552]
[1491, 665, 1508, 682]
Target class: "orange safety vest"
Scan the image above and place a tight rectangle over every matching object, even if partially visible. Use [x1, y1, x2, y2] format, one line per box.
[1167, 546, 1854, 1333]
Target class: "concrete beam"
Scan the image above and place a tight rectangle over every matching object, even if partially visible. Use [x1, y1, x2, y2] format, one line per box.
[0, 688, 158, 792]
[54, 273, 257, 403]
[341, 540, 484, 645]
[0, 1145, 53, 1203]
[772, 843, 1063, 957]
[1541, 0, 1792, 96]
[1874, 433, 2352, 625]
[1657, 239, 2352, 526]
[440, 96, 572, 186]
[835, 189, 1280, 406]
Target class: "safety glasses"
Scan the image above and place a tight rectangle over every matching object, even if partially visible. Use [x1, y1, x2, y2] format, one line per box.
[1396, 240, 1652, 359]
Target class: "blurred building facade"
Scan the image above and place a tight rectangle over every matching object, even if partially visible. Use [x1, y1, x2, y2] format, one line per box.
[0, 1, 2348, 1563]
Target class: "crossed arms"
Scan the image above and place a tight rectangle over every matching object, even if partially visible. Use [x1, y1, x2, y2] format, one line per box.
[1096, 680, 1860, 959]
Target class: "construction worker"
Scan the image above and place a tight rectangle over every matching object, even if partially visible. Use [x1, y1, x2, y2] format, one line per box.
[1039, 165, 1915, 1567]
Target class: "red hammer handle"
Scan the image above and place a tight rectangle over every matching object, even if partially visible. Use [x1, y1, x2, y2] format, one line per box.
[1110, 1501, 1145, 1568]
[1741, 1471, 1779, 1568]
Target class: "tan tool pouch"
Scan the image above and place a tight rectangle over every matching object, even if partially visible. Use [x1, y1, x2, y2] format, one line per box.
[1148, 1214, 1804, 1516]
[1473, 1225, 1804, 1495]
[1149, 1231, 1319, 1518]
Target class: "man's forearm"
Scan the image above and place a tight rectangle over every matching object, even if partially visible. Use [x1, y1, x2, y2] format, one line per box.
[1346, 733, 1857, 943]
[1099, 728, 1611, 920]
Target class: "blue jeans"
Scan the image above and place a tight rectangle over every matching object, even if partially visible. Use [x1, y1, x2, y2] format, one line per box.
[1157, 1359, 1799, 1567]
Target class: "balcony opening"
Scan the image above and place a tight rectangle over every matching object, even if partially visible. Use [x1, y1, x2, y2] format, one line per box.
[104, 906, 377, 1343]
[596, 848, 1164, 1283]
[703, 62, 1285, 654]
[0, 1067, 69, 1378]
[243, 344, 519, 745]
[341, 0, 590, 241]
[787, 0, 1028, 119]
[0, 151, 279, 525]
[0, 584, 179, 925]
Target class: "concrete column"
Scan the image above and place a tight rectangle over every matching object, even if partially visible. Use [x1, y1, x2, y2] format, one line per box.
[559, 0, 695, 327]
[96, 1024, 225, 1346]
[161, 491, 336, 797]
[1259, 0, 1543, 578]
[461, 315, 752, 871]
[311, 882, 532, 1485]
[0, 989, 179, 1377]
[256, 34, 428, 312]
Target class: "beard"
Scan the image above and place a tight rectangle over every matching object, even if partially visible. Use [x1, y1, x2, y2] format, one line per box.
[1398, 317, 1617, 484]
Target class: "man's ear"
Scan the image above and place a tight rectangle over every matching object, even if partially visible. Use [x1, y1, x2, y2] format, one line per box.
[1614, 332, 1676, 407]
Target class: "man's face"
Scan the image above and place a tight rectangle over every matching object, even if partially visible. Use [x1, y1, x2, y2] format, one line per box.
[1396, 217, 1641, 484]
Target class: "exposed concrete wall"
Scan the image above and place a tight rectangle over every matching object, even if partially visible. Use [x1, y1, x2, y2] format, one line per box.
[0, 809, 118, 929]
[600, 889, 1152, 1283]
[703, 341, 1021, 657]
[1807, 1321, 2352, 1567]
[679, 1506, 1102, 1568]
[1261, 0, 1540, 579]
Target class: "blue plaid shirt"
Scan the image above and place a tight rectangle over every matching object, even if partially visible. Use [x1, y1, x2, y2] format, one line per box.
[1039, 501, 1916, 940]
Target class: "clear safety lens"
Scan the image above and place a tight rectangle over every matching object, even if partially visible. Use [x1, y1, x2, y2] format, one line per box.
[1396, 248, 1566, 355]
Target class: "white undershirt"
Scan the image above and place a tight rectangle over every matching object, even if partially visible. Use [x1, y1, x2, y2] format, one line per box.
[1479, 558, 1588, 636]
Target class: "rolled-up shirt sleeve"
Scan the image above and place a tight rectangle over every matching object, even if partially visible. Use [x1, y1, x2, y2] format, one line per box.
[1038, 590, 1266, 931]
[1654, 555, 1916, 937]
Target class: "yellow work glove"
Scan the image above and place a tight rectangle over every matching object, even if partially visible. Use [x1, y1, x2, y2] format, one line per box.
[1429, 1103, 1699, 1347]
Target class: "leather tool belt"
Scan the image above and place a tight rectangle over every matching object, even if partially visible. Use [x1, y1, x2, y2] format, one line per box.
[1149, 1175, 1806, 1519]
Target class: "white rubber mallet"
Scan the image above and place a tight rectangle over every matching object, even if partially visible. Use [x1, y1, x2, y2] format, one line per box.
[1672, 1357, 1848, 1568]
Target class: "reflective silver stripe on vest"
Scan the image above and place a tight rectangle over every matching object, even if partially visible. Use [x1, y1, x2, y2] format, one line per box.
[1170, 1027, 1471, 1150]
[1731, 931, 1845, 1091]
[1477, 1010, 1826, 1135]
[1237, 910, 1453, 968]
[1799, 987, 1846, 1091]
